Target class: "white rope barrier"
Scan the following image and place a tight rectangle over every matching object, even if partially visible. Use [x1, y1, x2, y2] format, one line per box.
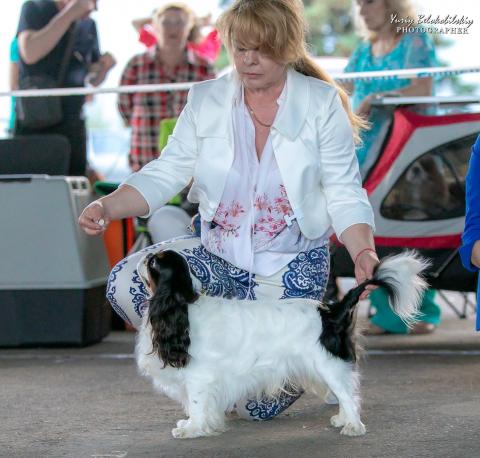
[373, 95, 480, 106]
[1, 65, 479, 98]
[335, 65, 480, 82]
[1, 82, 196, 98]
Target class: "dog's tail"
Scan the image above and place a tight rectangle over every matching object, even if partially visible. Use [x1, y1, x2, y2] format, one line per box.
[320, 251, 429, 361]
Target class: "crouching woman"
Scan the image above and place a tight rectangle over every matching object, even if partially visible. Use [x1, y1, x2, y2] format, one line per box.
[78, 0, 378, 420]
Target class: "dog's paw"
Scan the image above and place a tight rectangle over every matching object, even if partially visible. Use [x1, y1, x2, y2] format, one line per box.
[172, 425, 202, 439]
[340, 422, 366, 436]
[330, 414, 345, 428]
[176, 419, 189, 428]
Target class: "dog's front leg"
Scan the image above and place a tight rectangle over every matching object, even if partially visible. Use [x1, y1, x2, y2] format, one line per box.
[171, 382, 227, 439]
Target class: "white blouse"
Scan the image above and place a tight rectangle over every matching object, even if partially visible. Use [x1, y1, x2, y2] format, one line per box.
[201, 83, 329, 276]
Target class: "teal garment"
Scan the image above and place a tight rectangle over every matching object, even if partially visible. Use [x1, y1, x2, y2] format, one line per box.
[345, 32, 437, 166]
[9, 37, 19, 132]
[370, 288, 441, 334]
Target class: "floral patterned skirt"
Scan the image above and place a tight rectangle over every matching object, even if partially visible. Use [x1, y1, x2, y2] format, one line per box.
[107, 235, 330, 420]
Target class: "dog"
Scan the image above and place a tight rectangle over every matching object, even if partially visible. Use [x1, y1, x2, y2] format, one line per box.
[135, 250, 428, 439]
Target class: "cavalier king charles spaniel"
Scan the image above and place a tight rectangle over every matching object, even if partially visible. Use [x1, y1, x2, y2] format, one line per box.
[135, 250, 428, 439]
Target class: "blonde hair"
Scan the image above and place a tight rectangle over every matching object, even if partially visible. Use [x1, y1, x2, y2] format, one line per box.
[354, 0, 418, 41]
[217, 0, 366, 142]
[153, 2, 196, 34]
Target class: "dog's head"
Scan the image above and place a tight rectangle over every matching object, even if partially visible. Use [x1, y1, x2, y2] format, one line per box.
[137, 250, 198, 303]
[140, 250, 199, 369]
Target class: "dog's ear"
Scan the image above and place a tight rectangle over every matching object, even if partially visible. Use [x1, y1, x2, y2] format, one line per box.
[148, 251, 198, 369]
[171, 253, 199, 305]
[136, 253, 157, 298]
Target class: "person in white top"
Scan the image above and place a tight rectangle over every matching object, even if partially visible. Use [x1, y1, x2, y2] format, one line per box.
[79, 0, 378, 421]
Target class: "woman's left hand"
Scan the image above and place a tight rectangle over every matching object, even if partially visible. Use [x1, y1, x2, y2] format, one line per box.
[354, 250, 380, 300]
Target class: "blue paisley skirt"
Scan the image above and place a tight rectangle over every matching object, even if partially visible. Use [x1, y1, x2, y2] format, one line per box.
[107, 235, 330, 420]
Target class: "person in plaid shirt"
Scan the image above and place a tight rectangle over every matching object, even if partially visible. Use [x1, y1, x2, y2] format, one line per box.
[118, 3, 215, 171]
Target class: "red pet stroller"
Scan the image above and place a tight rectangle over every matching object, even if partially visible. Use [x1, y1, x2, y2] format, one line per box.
[331, 97, 480, 317]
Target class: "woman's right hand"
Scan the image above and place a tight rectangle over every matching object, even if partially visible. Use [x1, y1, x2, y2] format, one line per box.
[78, 200, 110, 236]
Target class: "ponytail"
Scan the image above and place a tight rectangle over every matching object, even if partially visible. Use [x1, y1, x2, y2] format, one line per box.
[293, 56, 368, 143]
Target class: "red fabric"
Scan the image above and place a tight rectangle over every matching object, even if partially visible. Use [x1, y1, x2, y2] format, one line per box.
[138, 27, 221, 63]
[364, 109, 416, 195]
[374, 234, 461, 249]
[365, 108, 480, 195]
[331, 233, 461, 249]
[118, 48, 215, 170]
[139, 27, 157, 48]
[187, 30, 221, 63]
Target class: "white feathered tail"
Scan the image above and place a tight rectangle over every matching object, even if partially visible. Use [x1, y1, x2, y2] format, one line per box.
[372, 251, 430, 324]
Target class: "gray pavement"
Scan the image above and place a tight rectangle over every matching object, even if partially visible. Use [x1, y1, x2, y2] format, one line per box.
[1, 302, 479, 458]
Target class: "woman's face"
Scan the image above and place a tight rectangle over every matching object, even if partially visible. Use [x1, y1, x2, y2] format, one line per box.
[153, 8, 192, 50]
[357, 0, 390, 32]
[232, 41, 287, 91]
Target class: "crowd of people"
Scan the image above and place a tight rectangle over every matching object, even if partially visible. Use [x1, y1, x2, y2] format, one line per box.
[8, 0, 479, 365]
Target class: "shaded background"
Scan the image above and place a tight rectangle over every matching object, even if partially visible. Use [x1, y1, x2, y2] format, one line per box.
[0, 0, 478, 180]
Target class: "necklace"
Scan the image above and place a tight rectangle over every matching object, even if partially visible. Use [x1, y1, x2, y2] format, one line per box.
[245, 99, 273, 128]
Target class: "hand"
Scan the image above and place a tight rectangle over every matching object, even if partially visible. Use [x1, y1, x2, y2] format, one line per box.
[86, 53, 116, 86]
[78, 200, 110, 235]
[354, 250, 380, 300]
[472, 240, 480, 268]
[99, 52, 116, 72]
[355, 94, 374, 118]
[66, 0, 97, 21]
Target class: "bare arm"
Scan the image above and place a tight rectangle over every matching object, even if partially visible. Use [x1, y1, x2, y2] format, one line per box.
[9, 62, 19, 90]
[356, 77, 433, 116]
[393, 76, 432, 97]
[18, 0, 95, 65]
[132, 16, 151, 33]
[78, 185, 149, 236]
[340, 223, 379, 297]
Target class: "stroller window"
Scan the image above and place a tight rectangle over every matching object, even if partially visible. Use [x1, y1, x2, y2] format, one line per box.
[381, 134, 475, 221]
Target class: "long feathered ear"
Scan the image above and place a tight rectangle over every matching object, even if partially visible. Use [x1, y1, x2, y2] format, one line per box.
[147, 251, 199, 369]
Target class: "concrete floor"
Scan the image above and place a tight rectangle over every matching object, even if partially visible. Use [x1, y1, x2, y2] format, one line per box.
[1, 302, 479, 458]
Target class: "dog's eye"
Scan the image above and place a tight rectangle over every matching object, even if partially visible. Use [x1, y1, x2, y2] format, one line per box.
[147, 256, 156, 269]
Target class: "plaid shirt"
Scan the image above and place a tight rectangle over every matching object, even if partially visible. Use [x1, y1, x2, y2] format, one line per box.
[118, 47, 215, 170]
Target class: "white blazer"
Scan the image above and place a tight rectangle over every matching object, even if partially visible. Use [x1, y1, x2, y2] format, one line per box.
[123, 68, 374, 240]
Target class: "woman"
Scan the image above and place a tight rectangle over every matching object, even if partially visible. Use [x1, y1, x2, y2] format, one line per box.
[345, 0, 437, 169]
[132, 11, 221, 64]
[118, 3, 215, 171]
[15, 0, 115, 177]
[460, 135, 480, 331]
[80, 0, 378, 421]
[345, 0, 441, 335]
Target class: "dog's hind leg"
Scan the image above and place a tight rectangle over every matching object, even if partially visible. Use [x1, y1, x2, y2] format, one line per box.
[171, 381, 227, 439]
[312, 356, 365, 436]
[326, 367, 364, 436]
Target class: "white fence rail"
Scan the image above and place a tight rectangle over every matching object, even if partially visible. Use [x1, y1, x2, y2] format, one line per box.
[1, 66, 479, 98]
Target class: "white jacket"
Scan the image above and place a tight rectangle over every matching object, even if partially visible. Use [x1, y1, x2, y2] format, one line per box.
[123, 68, 374, 240]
